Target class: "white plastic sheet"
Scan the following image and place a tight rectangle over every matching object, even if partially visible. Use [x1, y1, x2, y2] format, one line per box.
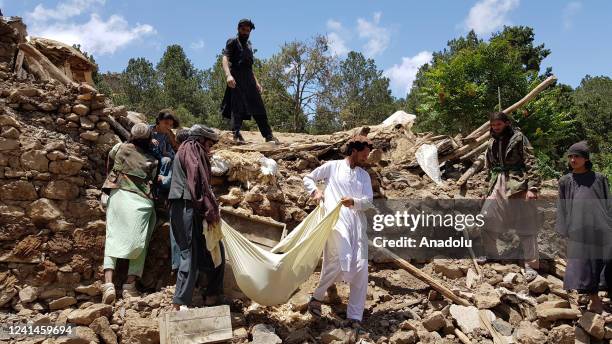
[259, 157, 278, 176]
[381, 110, 416, 127]
[415, 144, 443, 185]
[221, 203, 342, 306]
[210, 154, 230, 176]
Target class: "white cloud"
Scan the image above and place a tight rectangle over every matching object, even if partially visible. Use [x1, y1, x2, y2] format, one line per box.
[563, 2, 582, 30]
[25, 0, 155, 56]
[190, 39, 205, 50]
[464, 0, 519, 36]
[357, 12, 390, 57]
[326, 19, 349, 56]
[384, 51, 433, 97]
[30, 14, 155, 55]
[27, 0, 105, 22]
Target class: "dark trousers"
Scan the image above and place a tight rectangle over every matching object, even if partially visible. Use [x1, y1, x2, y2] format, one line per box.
[565, 258, 612, 294]
[170, 199, 225, 305]
[230, 113, 273, 139]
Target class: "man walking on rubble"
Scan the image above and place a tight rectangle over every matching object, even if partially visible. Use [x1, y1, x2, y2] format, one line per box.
[477, 111, 541, 282]
[220, 18, 279, 145]
[304, 135, 375, 328]
[169, 125, 225, 310]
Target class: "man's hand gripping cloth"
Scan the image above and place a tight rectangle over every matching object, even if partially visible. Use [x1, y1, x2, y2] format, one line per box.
[221, 202, 342, 306]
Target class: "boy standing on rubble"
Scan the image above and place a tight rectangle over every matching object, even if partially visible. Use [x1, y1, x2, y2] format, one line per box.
[220, 18, 279, 145]
[477, 111, 541, 281]
[304, 135, 375, 328]
[556, 141, 612, 313]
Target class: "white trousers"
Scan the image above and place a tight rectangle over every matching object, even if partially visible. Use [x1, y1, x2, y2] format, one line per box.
[313, 256, 369, 321]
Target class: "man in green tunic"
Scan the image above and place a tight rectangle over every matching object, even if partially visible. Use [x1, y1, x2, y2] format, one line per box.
[100, 123, 159, 304]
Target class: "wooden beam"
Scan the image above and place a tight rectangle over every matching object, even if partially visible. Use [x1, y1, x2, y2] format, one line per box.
[479, 310, 508, 344]
[440, 131, 489, 164]
[459, 141, 488, 161]
[373, 245, 472, 306]
[18, 43, 77, 86]
[23, 54, 50, 81]
[14, 49, 24, 77]
[464, 75, 557, 140]
[101, 115, 130, 142]
[159, 305, 232, 344]
[456, 159, 484, 186]
[454, 329, 473, 344]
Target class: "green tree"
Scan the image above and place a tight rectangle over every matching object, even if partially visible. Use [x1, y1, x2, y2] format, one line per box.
[201, 55, 230, 129]
[572, 75, 612, 179]
[268, 35, 334, 132]
[572, 76, 612, 154]
[119, 57, 162, 115]
[412, 28, 535, 134]
[255, 57, 295, 132]
[335, 51, 395, 129]
[156, 45, 207, 123]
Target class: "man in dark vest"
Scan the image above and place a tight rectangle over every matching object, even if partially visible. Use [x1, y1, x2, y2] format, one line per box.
[221, 18, 279, 145]
[169, 125, 225, 310]
[478, 112, 541, 281]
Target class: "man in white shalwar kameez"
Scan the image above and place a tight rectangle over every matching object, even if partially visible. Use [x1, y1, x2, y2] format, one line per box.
[304, 135, 375, 325]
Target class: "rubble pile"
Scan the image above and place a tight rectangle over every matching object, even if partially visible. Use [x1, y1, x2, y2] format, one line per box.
[0, 15, 604, 344]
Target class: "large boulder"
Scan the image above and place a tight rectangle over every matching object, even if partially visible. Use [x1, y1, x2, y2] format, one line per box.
[27, 198, 62, 223]
[68, 303, 113, 326]
[0, 180, 37, 200]
[21, 149, 49, 172]
[120, 317, 159, 344]
[49, 158, 84, 176]
[42, 180, 79, 200]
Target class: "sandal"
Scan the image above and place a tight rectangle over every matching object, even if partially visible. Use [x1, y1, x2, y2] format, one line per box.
[122, 282, 140, 299]
[101, 283, 115, 305]
[307, 297, 322, 318]
[346, 319, 366, 335]
[523, 266, 538, 282]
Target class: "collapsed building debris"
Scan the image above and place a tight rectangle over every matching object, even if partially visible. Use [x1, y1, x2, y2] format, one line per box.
[0, 15, 604, 344]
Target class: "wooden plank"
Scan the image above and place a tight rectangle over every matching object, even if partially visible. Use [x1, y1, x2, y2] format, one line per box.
[14, 49, 24, 76]
[454, 329, 472, 344]
[18, 43, 77, 86]
[23, 54, 50, 81]
[456, 159, 484, 186]
[459, 141, 488, 162]
[159, 305, 232, 344]
[479, 310, 508, 344]
[220, 208, 286, 249]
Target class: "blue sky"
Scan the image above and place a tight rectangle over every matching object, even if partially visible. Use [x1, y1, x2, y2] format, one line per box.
[3, 0, 611, 97]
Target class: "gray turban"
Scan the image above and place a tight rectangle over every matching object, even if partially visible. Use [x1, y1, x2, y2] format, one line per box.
[130, 123, 151, 140]
[189, 124, 219, 142]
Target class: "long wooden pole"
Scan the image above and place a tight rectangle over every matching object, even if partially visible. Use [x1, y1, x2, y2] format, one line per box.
[373, 245, 472, 306]
[18, 43, 78, 87]
[456, 159, 484, 186]
[464, 75, 557, 140]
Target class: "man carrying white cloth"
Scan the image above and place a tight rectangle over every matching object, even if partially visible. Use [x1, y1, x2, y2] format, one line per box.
[303, 135, 375, 326]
